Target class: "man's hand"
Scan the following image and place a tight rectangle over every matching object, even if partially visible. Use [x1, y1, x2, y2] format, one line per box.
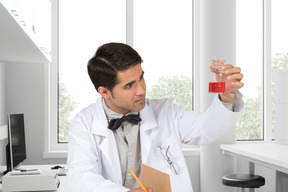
[128, 187, 153, 192]
[210, 64, 244, 103]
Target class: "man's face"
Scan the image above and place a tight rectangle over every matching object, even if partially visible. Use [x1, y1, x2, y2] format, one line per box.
[104, 64, 146, 114]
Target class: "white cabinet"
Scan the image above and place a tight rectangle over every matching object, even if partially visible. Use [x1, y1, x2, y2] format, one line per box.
[3, 0, 34, 29]
[0, 0, 51, 62]
[275, 71, 288, 145]
[34, 0, 51, 56]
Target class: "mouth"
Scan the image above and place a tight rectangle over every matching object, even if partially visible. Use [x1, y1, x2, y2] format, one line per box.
[135, 96, 145, 103]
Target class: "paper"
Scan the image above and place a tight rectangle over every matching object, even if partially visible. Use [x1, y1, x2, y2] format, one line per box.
[141, 164, 172, 192]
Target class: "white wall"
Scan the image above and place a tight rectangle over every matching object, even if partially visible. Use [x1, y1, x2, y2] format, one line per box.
[184, 149, 201, 192]
[0, 62, 6, 125]
[0, 62, 7, 173]
[5, 62, 66, 165]
[199, 0, 237, 191]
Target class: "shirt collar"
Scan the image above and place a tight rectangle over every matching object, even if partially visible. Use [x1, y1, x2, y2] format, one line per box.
[101, 98, 138, 121]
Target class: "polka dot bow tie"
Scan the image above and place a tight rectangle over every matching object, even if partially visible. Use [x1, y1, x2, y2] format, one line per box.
[108, 114, 142, 131]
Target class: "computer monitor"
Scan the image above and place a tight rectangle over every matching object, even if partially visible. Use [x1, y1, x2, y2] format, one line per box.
[4, 113, 27, 174]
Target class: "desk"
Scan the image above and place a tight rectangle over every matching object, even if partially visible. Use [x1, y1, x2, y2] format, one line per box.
[0, 165, 68, 192]
[221, 143, 288, 192]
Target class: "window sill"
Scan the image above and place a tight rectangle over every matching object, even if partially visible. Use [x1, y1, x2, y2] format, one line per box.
[182, 146, 200, 156]
[42, 147, 199, 159]
[42, 151, 67, 159]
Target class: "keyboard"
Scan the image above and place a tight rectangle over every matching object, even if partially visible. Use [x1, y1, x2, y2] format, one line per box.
[10, 170, 41, 175]
[56, 168, 67, 176]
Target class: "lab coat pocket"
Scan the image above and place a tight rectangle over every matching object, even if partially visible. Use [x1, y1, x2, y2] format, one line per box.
[158, 135, 186, 175]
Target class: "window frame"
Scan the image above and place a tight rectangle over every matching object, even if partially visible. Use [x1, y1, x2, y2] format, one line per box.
[44, 0, 67, 158]
[263, 0, 272, 142]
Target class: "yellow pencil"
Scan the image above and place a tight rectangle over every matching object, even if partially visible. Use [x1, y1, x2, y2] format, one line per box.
[130, 169, 147, 192]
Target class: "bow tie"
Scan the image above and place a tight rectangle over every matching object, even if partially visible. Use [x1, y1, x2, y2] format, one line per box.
[108, 114, 142, 131]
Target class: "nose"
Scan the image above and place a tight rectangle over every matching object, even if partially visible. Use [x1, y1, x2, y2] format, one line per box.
[136, 80, 146, 96]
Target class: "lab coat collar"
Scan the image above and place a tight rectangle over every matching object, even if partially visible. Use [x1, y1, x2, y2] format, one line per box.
[139, 99, 158, 131]
[90, 97, 122, 183]
[139, 99, 158, 163]
[91, 97, 109, 136]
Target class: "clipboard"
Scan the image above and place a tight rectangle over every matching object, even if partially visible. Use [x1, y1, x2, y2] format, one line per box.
[141, 164, 172, 192]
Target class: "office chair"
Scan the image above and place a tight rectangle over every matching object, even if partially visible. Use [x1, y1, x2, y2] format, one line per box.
[222, 174, 265, 192]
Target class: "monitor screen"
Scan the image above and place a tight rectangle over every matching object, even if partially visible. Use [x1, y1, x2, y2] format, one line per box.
[5, 113, 27, 174]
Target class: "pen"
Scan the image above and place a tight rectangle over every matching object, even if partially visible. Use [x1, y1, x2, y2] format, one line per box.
[130, 169, 147, 192]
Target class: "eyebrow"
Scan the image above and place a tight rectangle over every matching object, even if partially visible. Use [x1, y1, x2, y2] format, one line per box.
[140, 71, 144, 79]
[123, 71, 144, 88]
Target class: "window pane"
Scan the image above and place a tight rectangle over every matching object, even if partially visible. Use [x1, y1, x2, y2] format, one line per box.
[58, 0, 126, 142]
[236, 0, 264, 140]
[271, 0, 288, 140]
[134, 0, 193, 110]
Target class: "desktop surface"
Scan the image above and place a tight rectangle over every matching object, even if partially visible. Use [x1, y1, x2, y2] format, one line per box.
[221, 142, 288, 192]
[221, 142, 288, 173]
[0, 165, 68, 192]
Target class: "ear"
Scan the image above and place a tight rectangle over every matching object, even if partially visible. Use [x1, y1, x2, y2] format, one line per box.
[98, 86, 111, 99]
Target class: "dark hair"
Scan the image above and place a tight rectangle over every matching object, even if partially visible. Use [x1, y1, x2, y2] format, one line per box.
[87, 42, 143, 92]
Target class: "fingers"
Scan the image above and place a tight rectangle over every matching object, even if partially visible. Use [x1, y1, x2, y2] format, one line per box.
[146, 187, 153, 192]
[210, 64, 244, 90]
[227, 73, 244, 81]
[128, 187, 153, 192]
[222, 65, 244, 82]
[220, 64, 245, 93]
[221, 65, 241, 75]
[232, 81, 245, 89]
[211, 64, 241, 75]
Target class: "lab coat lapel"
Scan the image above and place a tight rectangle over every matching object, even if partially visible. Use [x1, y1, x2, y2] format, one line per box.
[91, 98, 122, 183]
[99, 131, 122, 182]
[140, 100, 158, 164]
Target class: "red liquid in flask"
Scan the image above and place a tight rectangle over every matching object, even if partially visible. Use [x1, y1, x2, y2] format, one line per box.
[209, 82, 225, 93]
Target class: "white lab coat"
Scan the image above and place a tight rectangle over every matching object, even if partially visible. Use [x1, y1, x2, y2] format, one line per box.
[67, 94, 243, 192]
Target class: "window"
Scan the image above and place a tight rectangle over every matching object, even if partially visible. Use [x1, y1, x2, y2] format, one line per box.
[236, 0, 288, 141]
[236, 0, 264, 140]
[58, 0, 126, 143]
[46, 0, 284, 158]
[46, 0, 194, 155]
[134, 1, 193, 111]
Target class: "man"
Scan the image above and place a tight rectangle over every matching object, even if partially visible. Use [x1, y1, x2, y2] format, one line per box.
[67, 42, 244, 192]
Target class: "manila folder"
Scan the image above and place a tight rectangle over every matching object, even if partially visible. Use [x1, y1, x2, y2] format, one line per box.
[141, 163, 172, 192]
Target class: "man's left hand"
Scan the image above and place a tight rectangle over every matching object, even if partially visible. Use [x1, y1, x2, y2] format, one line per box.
[218, 64, 244, 103]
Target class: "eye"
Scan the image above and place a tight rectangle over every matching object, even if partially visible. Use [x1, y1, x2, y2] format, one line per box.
[124, 83, 133, 89]
[125, 84, 132, 89]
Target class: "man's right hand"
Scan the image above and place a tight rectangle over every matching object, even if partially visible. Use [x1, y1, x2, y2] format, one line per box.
[128, 187, 153, 192]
